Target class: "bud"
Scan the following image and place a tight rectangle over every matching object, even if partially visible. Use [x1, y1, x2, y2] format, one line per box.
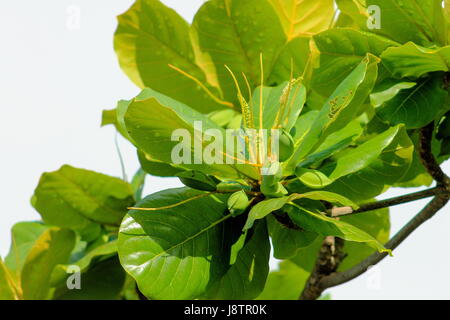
[227, 190, 250, 217]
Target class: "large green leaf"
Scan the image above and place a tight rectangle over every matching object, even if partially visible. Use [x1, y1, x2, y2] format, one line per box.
[33, 165, 134, 230]
[124, 88, 256, 179]
[192, 0, 286, 101]
[4, 222, 49, 277]
[382, 43, 450, 78]
[310, 28, 398, 97]
[115, 0, 225, 112]
[338, 0, 447, 46]
[21, 228, 76, 300]
[118, 188, 233, 300]
[267, 214, 318, 259]
[251, 81, 307, 131]
[138, 150, 183, 177]
[256, 260, 310, 300]
[0, 259, 19, 300]
[244, 191, 357, 230]
[268, 0, 334, 39]
[323, 126, 413, 202]
[288, 54, 379, 170]
[376, 75, 448, 129]
[268, 36, 311, 85]
[287, 204, 389, 253]
[321, 125, 410, 181]
[203, 220, 270, 300]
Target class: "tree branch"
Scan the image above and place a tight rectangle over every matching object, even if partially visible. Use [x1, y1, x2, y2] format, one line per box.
[331, 186, 446, 217]
[299, 236, 345, 300]
[419, 123, 450, 187]
[318, 195, 449, 290]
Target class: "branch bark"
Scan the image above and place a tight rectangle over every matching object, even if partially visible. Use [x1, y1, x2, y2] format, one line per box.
[299, 236, 345, 300]
[331, 186, 446, 217]
[419, 123, 450, 187]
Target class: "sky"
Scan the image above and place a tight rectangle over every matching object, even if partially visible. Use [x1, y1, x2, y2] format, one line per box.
[1, 0, 449, 299]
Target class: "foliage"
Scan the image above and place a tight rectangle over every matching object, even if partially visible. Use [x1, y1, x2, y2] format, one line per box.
[3, 0, 450, 300]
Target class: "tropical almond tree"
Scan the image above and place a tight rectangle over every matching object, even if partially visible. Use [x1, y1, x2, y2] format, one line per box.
[1, 0, 450, 300]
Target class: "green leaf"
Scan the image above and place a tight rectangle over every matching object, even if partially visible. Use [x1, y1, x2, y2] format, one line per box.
[21, 228, 76, 300]
[267, 214, 318, 259]
[203, 220, 270, 300]
[0, 259, 19, 300]
[33, 165, 134, 229]
[287, 204, 390, 254]
[310, 28, 397, 97]
[294, 191, 358, 208]
[290, 236, 324, 271]
[268, 0, 335, 39]
[54, 257, 126, 300]
[176, 170, 218, 192]
[50, 240, 118, 287]
[376, 75, 448, 129]
[296, 136, 356, 169]
[4, 222, 50, 276]
[244, 191, 357, 230]
[322, 125, 410, 181]
[370, 82, 417, 108]
[244, 197, 290, 230]
[118, 188, 232, 300]
[125, 88, 256, 179]
[290, 54, 379, 167]
[138, 150, 182, 177]
[295, 168, 334, 188]
[341, 0, 448, 46]
[256, 260, 310, 300]
[338, 207, 390, 271]
[252, 81, 307, 132]
[382, 43, 450, 78]
[324, 125, 414, 202]
[114, 0, 225, 113]
[269, 36, 311, 85]
[192, 0, 287, 102]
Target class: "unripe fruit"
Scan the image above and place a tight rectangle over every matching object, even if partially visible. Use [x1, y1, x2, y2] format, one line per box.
[227, 190, 250, 217]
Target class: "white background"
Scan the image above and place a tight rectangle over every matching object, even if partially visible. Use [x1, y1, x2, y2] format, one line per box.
[1, 0, 449, 299]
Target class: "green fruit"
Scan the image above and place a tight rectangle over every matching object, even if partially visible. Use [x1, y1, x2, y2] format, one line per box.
[176, 171, 218, 191]
[227, 190, 250, 217]
[278, 129, 295, 162]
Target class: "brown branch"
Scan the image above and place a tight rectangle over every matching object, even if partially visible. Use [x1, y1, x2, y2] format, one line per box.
[318, 195, 449, 290]
[419, 123, 450, 188]
[299, 236, 345, 300]
[331, 186, 446, 217]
